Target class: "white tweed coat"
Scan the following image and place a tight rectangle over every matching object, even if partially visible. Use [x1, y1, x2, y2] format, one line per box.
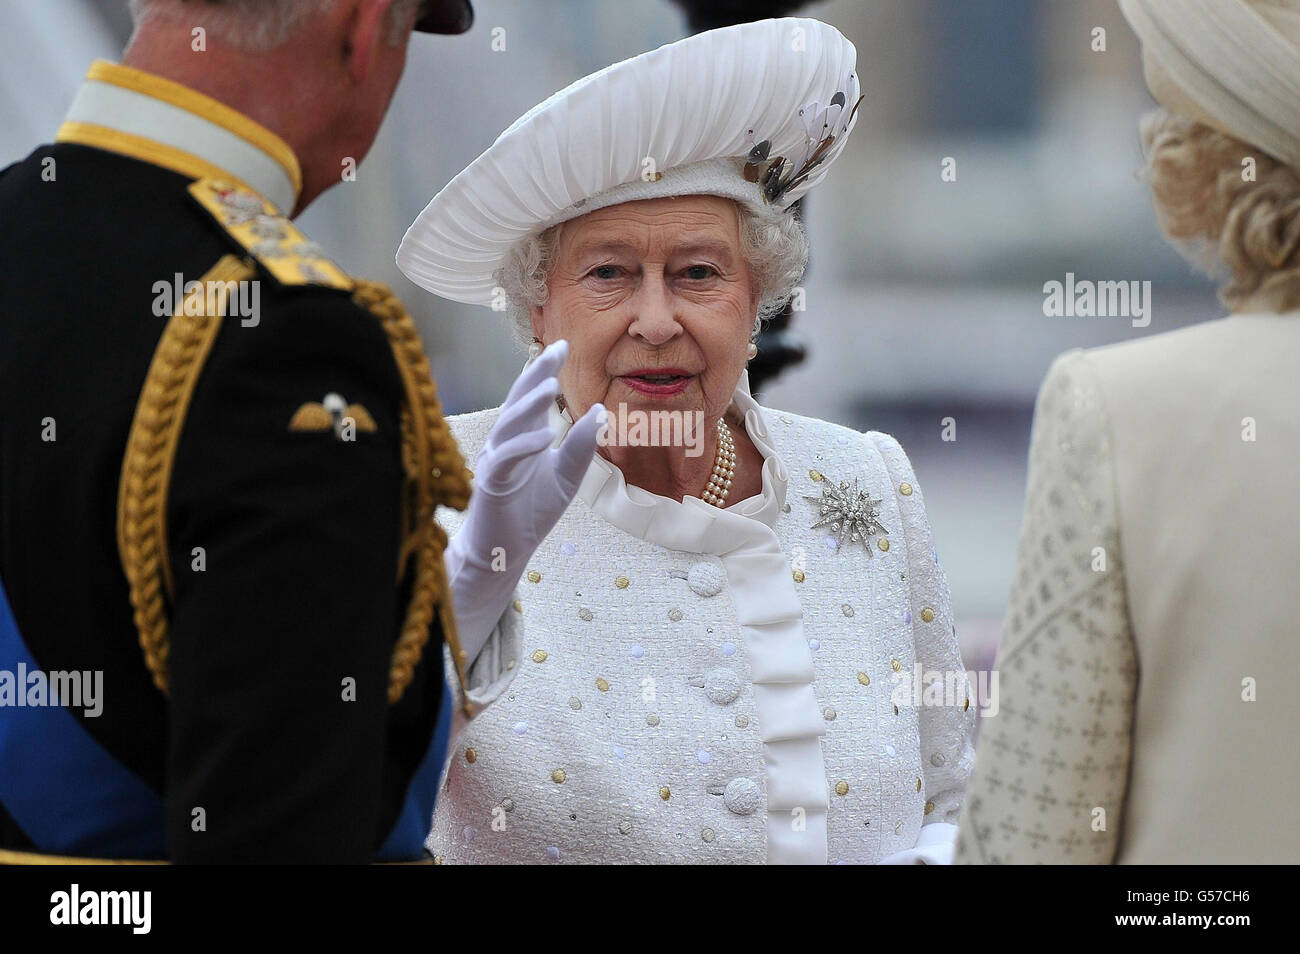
[429, 373, 975, 864]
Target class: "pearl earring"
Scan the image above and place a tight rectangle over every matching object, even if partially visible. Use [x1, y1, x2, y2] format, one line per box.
[528, 338, 543, 359]
[746, 342, 758, 360]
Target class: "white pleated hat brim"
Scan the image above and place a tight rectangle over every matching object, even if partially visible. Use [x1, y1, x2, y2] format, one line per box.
[396, 17, 860, 307]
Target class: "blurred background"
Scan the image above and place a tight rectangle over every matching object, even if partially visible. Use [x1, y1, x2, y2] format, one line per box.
[0, 0, 1221, 670]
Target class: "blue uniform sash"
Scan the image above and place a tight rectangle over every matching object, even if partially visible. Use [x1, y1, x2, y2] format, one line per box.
[1, 575, 445, 862]
[0, 576, 166, 858]
[374, 680, 451, 862]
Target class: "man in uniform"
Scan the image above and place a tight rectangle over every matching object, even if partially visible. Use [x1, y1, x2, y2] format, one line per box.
[0, 0, 599, 863]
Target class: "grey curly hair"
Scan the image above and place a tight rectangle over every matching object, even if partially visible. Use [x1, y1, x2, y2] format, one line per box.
[1140, 108, 1300, 314]
[495, 200, 810, 347]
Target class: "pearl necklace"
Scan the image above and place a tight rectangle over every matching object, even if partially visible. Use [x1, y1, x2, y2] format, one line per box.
[702, 417, 737, 507]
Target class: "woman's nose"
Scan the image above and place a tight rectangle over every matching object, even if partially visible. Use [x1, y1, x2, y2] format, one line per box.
[626, 275, 682, 346]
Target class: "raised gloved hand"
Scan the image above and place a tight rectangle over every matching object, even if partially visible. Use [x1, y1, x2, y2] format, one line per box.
[444, 339, 604, 661]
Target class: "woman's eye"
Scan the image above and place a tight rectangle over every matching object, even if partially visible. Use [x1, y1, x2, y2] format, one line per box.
[589, 265, 621, 280]
[683, 265, 716, 280]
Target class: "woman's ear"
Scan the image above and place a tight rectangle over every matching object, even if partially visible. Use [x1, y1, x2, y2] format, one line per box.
[528, 304, 546, 344]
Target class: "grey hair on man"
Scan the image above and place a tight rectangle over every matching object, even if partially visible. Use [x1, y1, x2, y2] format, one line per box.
[128, 0, 423, 52]
[496, 202, 810, 348]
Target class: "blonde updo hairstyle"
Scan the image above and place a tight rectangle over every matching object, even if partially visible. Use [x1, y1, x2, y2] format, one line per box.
[1140, 108, 1300, 313]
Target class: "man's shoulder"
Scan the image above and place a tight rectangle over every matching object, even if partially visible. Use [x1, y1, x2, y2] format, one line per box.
[188, 178, 357, 293]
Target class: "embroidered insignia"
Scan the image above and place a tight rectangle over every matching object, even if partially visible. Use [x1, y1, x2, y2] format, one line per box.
[804, 474, 888, 554]
[189, 179, 354, 291]
[290, 392, 377, 440]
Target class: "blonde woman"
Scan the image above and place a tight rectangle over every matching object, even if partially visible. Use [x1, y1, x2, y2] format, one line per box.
[956, 0, 1300, 864]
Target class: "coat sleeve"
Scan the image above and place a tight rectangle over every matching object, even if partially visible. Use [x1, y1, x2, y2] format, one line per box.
[871, 431, 977, 863]
[432, 431, 523, 745]
[161, 291, 417, 863]
[954, 350, 1138, 864]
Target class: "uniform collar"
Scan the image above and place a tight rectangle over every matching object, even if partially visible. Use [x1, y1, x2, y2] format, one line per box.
[57, 61, 302, 215]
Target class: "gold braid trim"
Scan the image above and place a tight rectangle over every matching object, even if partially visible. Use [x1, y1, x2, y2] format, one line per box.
[118, 255, 254, 694]
[350, 280, 473, 710]
[117, 260, 472, 710]
[0, 848, 168, 866]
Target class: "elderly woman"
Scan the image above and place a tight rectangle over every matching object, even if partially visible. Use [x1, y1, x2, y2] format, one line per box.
[955, 0, 1300, 864]
[399, 18, 975, 864]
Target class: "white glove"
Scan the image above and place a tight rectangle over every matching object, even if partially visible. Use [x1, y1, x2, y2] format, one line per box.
[444, 339, 604, 661]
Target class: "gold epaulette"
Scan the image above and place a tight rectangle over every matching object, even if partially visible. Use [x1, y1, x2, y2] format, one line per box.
[117, 255, 474, 711]
[188, 178, 353, 291]
[351, 279, 475, 711]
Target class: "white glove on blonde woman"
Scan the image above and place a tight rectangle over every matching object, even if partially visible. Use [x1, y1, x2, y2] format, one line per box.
[444, 340, 605, 662]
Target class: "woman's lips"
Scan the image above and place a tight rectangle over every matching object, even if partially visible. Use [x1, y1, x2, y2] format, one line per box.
[619, 372, 694, 396]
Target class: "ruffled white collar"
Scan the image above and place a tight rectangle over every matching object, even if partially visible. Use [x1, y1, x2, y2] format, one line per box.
[545, 368, 790, 552]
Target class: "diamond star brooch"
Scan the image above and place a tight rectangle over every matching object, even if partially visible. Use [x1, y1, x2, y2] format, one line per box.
[804, 475, 888, 554]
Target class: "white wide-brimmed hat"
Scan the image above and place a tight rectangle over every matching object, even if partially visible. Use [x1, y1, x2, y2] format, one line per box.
[397, 17, 861, 306]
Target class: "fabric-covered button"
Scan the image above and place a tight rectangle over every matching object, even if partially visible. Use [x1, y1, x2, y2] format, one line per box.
[704, 667, 742, 705]
[724, 777, 761, 815]
[687, 562, 725, 597]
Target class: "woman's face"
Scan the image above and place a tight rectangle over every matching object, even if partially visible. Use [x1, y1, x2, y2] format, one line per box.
[530, 195, 759, 427]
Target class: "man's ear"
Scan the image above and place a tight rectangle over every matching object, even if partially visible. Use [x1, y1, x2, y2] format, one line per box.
[343, 0, 395, 84]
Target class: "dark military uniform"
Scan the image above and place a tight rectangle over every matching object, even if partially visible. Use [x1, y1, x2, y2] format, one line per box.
[0, 56, 481, 863]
